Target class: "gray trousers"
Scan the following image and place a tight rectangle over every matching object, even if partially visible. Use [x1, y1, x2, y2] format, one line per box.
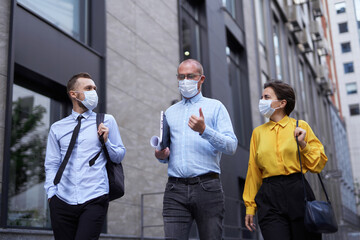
[163, 175, 224, 240]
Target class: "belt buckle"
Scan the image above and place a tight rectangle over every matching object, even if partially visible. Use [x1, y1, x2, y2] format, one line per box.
[188, 176, 201, 185]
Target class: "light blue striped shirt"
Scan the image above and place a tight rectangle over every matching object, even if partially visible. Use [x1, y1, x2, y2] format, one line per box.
[160, 92, 238, 177]
[44, 110, 126, 205]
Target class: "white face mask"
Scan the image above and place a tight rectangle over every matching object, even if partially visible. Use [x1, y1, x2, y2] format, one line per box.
[259, 99, 280, 118]
[178, 79, 199, 98]
[75, 90, 98, 110]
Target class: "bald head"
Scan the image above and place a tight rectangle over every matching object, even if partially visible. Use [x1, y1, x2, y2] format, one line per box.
[178, 59, 204, 75]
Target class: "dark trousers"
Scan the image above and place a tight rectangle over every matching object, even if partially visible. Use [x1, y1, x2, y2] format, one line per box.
[49, 194, 109, 240]
[163, 173, 224, 240]
[255, 173, 322, 240]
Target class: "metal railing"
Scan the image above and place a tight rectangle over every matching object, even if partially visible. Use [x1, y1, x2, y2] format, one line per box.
[140, 192, 165, 240]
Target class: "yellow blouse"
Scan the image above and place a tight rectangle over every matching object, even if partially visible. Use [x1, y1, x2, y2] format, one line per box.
[243, 115, 328, 215]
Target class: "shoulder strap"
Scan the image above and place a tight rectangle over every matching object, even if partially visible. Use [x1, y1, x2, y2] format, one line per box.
[296, 120, 308, 201]
[89, 113, 111, 166]
[296, 120, 331, 203]
[97, 113, 104, 129]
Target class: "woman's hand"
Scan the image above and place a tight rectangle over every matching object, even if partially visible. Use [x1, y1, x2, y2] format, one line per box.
[294, 127, 307, 149]
[245, 214, 256, 232]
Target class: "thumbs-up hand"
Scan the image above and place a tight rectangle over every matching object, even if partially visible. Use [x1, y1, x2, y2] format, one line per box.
[188, 108, 206, 134]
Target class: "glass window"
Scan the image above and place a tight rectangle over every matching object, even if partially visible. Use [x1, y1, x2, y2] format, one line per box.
[335, 2, 346, 14]
[341, 42, 351, 53]
[349, 104, 360, 116]
[344, 62, 354, 73]
[255, 0, 266, 57]
[222, 0, 236, 18]
[226, 44, 247, 147]
[17, 0, 89, 43]
[346, 82, 357, 94]
[339, 22, 348, 33]
[8, 84, 66, 228]
[288, 40, 296, 87]
[273, 17, 282, 80]
[180, 0, 206, 61]
[299, 62, 309, 122]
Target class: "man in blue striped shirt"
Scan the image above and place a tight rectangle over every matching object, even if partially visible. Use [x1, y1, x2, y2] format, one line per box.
[44, 73, 126, 240]
[155, 59, 238, 240]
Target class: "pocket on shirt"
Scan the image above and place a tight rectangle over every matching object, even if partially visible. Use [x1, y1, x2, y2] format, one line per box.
[200, 179, 222, 192]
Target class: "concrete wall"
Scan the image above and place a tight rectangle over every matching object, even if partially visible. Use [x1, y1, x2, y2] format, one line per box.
[105, 0, 179, 236]
[0, 0, 11, 191]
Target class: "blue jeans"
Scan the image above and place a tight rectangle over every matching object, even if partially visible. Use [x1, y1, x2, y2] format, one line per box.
[163, 176, 225, 240]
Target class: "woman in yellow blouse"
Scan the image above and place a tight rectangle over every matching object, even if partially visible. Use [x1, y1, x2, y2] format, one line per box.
[243, 81, 327, 240]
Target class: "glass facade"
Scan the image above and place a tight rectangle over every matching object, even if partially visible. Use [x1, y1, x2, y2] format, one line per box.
[17, 0, 89, 43]
[222, 0, 236, 18]
[8, 84, 66, 227]
[255, 0, 266, 57]
[226, 45, 247, 147]
[273, 16, 282, 80]
[180, 1, 207, 61]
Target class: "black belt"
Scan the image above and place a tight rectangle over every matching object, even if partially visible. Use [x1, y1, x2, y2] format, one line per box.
[263, 172, 302, 183]
[168, 172, 219, 185]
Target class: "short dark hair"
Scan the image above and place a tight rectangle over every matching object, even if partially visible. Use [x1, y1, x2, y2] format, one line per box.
[264, 81, 296, 116]
[67, 72, 92, 94]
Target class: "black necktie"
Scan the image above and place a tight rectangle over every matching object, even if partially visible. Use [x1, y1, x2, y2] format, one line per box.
[53, 115, 83, 185]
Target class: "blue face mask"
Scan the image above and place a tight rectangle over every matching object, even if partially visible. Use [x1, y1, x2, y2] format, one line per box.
[259, 99, 280, 118]
[75, 90, 98, 110]
[178, 79, 199, 98]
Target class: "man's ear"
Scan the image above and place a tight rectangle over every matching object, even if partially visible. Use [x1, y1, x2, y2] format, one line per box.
[281, 99, 287, 108]
[199, 75, 205, 84]
[69, 91, 77, 100]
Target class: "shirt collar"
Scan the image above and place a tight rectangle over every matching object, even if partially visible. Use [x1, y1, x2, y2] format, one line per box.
[181, 92, 203, 105]
[72, 109, 93, 120]
[268, 115, 290, 130]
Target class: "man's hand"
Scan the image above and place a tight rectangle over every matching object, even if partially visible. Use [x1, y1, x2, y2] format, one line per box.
[98, 123, 109, 143]
[155, 147, 170, 160]
[188, 108, 205, 134]
[245, 214, 256, 232]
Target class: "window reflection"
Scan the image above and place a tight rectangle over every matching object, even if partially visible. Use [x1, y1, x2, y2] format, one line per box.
[181, 1, 201, 61]
[222, 0, 236, 18]
[226, 43, 248, 147]
[8, 84, 64, 228]
[346, 82, 357, 95]
[335, 2, 346, 14]
[298, 63, 309, 122]
[255, 0, 266, 57]
[273, 18, 282, 80]
[17, 0, 88, 43]
[344, 62, 354, 73]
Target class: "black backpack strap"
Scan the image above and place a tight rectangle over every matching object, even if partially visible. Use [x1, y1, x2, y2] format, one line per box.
[96, 112, 104, 130]
[89, 113, 110, 166]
